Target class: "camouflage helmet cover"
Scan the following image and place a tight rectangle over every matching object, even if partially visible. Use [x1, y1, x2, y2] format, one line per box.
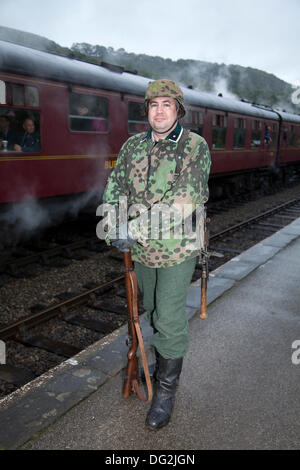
[144, 79, 186, 119]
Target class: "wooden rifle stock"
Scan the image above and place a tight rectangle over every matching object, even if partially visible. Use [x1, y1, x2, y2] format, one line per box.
[122, 251, 152, 402]
[122, 252, 139, 398]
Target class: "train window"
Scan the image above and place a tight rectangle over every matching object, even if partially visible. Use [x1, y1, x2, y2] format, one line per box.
[69, 93, 108, 132]
[0, 81, 6, 104]
[282, 127, 288, 146]
[233, 118, 246, 148]
[0, 106, 41, 153]
[271, 123, 277, 147]
[264, 124, 277, 148]
[12, 84, 25, 106]
[195, 111, 203, 125]
[185, 110, 203, 125]
[185, 110, 192, 123]
[0, 82, 40, 108]
[296, 129, 300, 147]
[212, 114, 227, 149]
[252, 120, 262, 130]
[289, 125, 295, 146]
[295, 127, 300, 147]
[184, 109, 203, 135]
[212, 114, 227, 128]
[26, 87, 40, 107]
[251, 120, 261, 147]
[128, 102, 148, 134]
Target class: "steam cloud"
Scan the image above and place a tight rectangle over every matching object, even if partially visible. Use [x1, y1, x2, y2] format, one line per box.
[0, 187, 103, 249]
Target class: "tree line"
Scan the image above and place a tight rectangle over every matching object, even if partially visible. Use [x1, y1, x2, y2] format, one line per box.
[0, 25, 297, 114]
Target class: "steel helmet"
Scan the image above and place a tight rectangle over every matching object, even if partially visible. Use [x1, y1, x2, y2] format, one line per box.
[144, 79, 186, 119]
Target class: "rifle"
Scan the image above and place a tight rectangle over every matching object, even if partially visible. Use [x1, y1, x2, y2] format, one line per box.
[122, 251, 152, 402]
[199, 209, 210, 320]
[198, 209, 224, 319]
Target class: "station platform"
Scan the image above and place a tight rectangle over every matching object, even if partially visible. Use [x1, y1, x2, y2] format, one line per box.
[1, 217, 300, 450]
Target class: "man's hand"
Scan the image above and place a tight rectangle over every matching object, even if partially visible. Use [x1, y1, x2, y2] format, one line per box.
[108, 222, 138, 252]
[111, 238, 136, 252]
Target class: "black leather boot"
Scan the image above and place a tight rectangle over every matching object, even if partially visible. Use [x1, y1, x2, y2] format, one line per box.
[146, 352, 183, 430]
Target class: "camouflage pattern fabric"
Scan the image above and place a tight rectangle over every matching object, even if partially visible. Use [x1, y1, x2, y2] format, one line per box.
[102, 127, 211, 268]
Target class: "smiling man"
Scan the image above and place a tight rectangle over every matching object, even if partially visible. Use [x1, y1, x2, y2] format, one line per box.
[148, 96, 179, 138]
[102, 79, 211, 430]
[14, 118, 41, 153]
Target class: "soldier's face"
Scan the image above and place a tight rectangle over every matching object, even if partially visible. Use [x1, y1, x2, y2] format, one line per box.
[148, 97, 178, 135]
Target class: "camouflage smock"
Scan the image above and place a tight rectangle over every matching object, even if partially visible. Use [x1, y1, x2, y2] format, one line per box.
[102, 124, 211, 268]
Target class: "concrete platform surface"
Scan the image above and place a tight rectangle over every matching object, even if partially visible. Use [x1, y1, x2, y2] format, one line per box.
[0, 218, 300, 450]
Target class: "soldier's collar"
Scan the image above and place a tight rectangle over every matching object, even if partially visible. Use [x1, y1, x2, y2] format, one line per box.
[141, 122, 183, 143]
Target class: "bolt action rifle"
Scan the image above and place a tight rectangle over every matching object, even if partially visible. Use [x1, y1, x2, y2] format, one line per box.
[198, 208, 223, 319]
[199, 207, 210, 320]
[122, 251, 153, 402]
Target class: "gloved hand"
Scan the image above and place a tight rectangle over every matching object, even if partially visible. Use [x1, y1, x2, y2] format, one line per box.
[108, 222, 138, 252]
[112, 237, 136, 252]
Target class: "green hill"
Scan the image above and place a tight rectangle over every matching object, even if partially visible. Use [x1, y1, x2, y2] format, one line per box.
[0, 25, 297, 114]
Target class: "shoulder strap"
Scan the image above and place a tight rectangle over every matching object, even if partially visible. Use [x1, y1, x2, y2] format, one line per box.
[174, 128, 190, 180]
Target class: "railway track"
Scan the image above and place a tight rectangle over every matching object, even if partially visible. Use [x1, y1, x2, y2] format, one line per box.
[205, 196, 300, 273]
[1, 174, 300, 289]
[210, 197, 300, 241]
[0, 271, 133, 387]
[1, 195, 300, 397]
[0, 234, 106, 285]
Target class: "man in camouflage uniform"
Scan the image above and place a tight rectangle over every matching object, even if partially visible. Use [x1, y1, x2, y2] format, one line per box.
[102, 79, 211, 430]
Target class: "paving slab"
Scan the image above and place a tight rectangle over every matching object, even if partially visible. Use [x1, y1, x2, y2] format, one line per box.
[262, 231, 299, 248]
[236, 243, 280, 265]
[0, 359, 109, 449]
[280, 219, 300, 235]
[212, 260, 258, 280]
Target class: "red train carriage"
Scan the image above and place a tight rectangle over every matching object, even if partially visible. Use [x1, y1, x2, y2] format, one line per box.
[182, 89, 300, 197]
[0, 40, 149, 209]
[0, 39, 300, 241]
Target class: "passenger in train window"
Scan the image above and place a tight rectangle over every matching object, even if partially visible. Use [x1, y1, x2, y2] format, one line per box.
[77, 105, 89, 115]
[91, 115, 107, 132]
[71, 105, 92, 131]
[102, 79, 211, 431]
[71, 105, 107, 132]
[0, 115, 20, 150]
[264, 126, 272, 146]
[14, 118, 41, 153]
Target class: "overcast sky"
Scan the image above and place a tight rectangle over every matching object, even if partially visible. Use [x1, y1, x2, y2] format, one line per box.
[1, 0, 299, 86]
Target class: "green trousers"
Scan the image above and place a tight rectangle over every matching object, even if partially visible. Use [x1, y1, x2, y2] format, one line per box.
[134, 256, 197, 359]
